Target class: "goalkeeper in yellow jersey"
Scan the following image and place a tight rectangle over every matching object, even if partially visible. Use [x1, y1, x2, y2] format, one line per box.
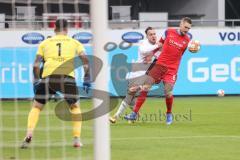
[21, 19, 90, 148]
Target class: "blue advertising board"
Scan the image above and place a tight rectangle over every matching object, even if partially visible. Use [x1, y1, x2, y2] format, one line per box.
[175, 45, 240, 95]
[0, 45, 240, 98]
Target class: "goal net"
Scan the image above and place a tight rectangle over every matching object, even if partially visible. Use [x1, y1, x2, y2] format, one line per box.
[0, 0, 99, 160]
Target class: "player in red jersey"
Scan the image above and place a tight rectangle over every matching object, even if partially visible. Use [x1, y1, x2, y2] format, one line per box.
[124, 17, 192, 124]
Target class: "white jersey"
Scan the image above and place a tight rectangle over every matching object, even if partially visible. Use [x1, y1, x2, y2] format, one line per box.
[126, 39, 160, 79]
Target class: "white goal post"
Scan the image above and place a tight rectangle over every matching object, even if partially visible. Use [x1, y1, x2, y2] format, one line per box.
[90, 0, 110, 160]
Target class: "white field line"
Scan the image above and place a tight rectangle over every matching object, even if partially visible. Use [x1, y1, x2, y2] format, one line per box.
[111, 135, 240, 141]
[1, 135, 240, 147]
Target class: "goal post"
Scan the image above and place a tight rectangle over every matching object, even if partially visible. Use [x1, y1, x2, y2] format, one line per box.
[90, 0, 110, 160]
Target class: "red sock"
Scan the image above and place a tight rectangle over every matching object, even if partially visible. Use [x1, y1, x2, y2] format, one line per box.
[166, 96, 174, 113]
[133, 91, 148, 113]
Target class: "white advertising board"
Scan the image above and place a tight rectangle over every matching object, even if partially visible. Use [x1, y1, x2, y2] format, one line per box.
[0, 28, 240, 47]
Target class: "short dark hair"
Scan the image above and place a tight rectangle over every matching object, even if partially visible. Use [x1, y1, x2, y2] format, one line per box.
[145, 26, 154, 35]
[55, 19, 68, 32]
[182, 17, 192, 24]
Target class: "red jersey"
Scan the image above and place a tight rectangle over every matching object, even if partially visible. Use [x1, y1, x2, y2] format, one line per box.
[157, 28, 190, 74]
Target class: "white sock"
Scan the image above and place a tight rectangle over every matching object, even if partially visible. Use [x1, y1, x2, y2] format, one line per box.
[114, 101, 128, 119]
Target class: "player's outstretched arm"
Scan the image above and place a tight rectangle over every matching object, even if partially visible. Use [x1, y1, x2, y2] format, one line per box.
[141, 42, 163, 63]
[139, 42, 161, 56]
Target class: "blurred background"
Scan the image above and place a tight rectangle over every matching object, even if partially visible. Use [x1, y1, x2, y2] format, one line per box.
[0, 0, 240, 29]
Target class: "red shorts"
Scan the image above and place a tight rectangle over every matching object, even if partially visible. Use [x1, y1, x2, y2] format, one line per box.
[147, 64, 177, 85]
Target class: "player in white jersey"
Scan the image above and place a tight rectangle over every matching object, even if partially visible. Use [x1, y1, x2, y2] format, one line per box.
[109, 27, 161, 123]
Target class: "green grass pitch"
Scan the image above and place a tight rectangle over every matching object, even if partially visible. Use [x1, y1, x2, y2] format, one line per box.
[0, 97, 240, 160]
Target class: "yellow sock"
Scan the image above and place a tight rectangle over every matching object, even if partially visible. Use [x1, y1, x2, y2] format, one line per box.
[27, 107, 40, 133]
[71, 107, 82, 138]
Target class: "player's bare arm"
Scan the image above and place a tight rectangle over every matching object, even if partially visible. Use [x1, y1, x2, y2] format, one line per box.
[156, 41, 163, 51]
[78, 52, 90, 77]
[79, 52, 91, 94]
[153, 41, 163, 56]
[33, 55, 43, 82]
[142, 41, 163, 63]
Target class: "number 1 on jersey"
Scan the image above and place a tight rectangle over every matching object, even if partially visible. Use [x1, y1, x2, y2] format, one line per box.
[56, 43, 62, 56]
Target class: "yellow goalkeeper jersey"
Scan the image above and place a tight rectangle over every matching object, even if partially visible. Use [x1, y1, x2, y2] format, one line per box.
[37, 34, 85, 78]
